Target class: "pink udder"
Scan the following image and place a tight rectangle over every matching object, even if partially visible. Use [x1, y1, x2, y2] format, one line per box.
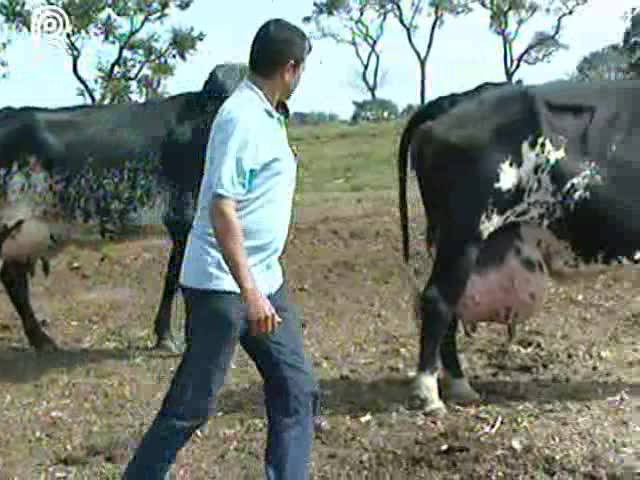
[456, 251, 547, 326]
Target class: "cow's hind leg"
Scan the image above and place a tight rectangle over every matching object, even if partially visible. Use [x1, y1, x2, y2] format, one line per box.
[1, 260, 57, 351]
[152, 241, 186, 353]
[152, 218, 189, 353]
[439, 315, 481, 405]
[410, 241, 478, 415]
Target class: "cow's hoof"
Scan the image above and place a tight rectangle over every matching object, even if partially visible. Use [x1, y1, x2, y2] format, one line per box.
[33, 333, 58, 353]
[314, 415, 330, 433]
[408, 372, 447, 415]
[408, 394, 447, 416]
[440, 376, 481, 405]
[153, 336, 183, 354]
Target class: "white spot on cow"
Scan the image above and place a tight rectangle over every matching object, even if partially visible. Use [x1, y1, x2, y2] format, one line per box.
[410, 371, 446, 414]
[480, 136, 602, 239]
[495, 160, 519, 192]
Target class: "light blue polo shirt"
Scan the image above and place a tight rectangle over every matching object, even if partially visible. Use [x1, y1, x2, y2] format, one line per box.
[179, 79, 297, 295]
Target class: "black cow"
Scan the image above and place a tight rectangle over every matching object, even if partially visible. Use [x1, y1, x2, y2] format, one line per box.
[398, 81, 510, 256]
[398, 78, 640, 415]
[0, 63, 246, 352]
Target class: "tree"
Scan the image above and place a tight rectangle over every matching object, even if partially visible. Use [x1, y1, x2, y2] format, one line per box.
[622, 8, 639, 78]
[304, 0, 391, 100]
[384, 0, 472, 104]
[572, 7, 638, 83]
[0, 3, 12, 79]
[0, 0, 205, 104]
[0, 34, 7, 78]
[477, 0, 588, 82]
[351, 97, 398, 122]
[346, 63, 390, 99]
[573, 44, 630, 81]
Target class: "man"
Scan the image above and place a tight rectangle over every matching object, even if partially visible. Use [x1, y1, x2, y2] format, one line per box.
[123, 19, 317, 479]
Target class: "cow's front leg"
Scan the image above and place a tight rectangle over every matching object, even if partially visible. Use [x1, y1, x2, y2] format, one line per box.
[0, 260, 57, 351]
[439, 315, 481, 405]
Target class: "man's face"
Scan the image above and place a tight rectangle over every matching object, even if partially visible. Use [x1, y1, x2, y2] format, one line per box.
[282, 60, 305, 99]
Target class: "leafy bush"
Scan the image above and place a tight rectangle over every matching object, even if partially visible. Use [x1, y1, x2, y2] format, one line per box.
[351, 98, 398, 123]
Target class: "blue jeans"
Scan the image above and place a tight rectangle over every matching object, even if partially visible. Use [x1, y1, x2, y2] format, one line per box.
[123, 282, 316, 479]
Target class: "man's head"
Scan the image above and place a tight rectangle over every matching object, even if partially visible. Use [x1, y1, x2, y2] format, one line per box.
[249, 18, 312, 100]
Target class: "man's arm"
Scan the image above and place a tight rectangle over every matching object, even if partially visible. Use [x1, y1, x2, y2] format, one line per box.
[209, 196, 257, 300]
[205, 112, 281, 334]
[205, 112, 258, 298]
[210, 198, 280, 334]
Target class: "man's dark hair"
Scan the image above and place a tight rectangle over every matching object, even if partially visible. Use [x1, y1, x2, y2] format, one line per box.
[249, 18, 312, 78]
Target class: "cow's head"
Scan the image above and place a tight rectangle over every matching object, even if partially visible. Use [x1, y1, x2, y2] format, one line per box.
[201, 63, 248, 103]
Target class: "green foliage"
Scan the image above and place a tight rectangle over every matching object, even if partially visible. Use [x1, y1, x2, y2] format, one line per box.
[622, 8, 638, 78]
[351, 97, 398, 123]
[0, 0, 18, 79]
[290, 111, 341, 125]
[476, 0, 588, 82]
[572, 8, 638, 82]
[0, 36, 6, 79]
[573, 44, 630, 81]
[0, 0, 204, 103]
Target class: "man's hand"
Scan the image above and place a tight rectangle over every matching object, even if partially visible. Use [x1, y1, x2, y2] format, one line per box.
[210, 197, 283, 335]
[242, 287, 283, 336]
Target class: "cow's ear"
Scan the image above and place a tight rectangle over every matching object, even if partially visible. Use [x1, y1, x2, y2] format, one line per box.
[536, 99, 595, 153]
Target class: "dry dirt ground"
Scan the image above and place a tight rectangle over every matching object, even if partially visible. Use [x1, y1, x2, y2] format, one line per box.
[0, 188, 637, 479]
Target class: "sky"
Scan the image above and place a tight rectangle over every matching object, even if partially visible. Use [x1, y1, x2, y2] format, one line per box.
[0, 0, 635, 119]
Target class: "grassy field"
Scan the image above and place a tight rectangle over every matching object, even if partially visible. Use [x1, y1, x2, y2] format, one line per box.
[291, 120, 403, 195]
[0, 120, 637, 479]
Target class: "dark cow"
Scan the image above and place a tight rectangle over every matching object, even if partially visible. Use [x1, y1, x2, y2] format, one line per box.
[0, 63, 247, 352]
[398, 78, 640, 415]
[398, 81, 510, 256]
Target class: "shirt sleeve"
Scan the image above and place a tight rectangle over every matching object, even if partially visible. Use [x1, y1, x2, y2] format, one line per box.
[206, 112, 257, 201]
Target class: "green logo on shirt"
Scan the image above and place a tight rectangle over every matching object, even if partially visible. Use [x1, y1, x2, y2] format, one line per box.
[246, 168, 256, 190]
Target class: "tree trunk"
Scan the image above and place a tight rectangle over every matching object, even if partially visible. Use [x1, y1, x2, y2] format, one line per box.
[419, 60, 426, 104]
[505, 69, 514, 83]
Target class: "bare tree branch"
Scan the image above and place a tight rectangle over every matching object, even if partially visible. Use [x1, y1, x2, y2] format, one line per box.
[478, 0, 587, 82]
[387, 0, 458, 104]
[304, 0, 391, 100]
[65, 32, 96, 104]
[103, 13, 152, 85]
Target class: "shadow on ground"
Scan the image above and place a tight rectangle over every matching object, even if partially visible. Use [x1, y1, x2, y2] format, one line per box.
[0, 345, 179, 383]
[213, 375, 639, 418]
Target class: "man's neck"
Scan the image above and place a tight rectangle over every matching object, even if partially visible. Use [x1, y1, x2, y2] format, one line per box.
[248, 73, 282, 107]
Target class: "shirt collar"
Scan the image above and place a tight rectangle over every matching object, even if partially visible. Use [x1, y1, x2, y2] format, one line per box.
[241, 78, 287, 127]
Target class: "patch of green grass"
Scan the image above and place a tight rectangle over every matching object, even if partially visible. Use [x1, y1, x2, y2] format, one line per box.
[290, 120, 404, 195]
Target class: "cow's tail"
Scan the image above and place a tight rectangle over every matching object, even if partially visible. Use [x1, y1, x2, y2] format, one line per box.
[398, 110, 428, 264]
[398, 113, 428, 332]
[398, 118, 413, 265]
